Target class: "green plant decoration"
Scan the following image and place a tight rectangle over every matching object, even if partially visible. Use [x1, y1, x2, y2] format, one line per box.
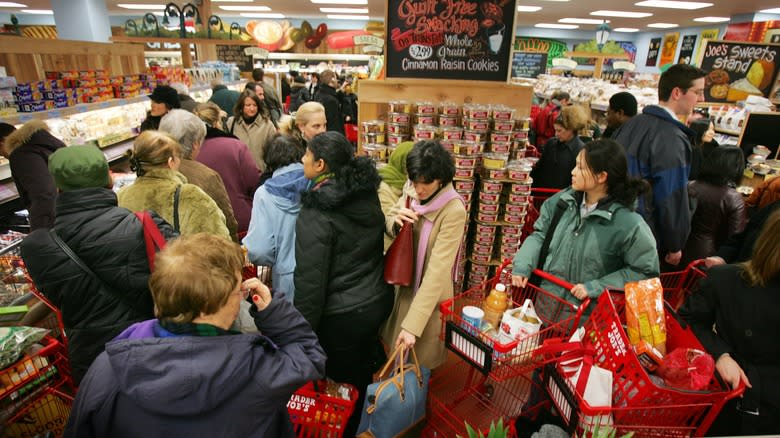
[575, 422, 635, 438]
[458, 418, 510, 438]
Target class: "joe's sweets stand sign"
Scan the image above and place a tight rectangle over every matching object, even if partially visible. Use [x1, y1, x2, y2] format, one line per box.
[385, 0, 516, 81]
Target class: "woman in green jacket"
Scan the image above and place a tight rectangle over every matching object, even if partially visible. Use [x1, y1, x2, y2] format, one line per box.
[512, 138, 659, 319]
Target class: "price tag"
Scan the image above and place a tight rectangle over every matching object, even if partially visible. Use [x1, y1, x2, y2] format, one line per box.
[19, 114, 33, 122]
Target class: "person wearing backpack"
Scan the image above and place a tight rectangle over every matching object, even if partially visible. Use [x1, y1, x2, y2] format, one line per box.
[534, 91, 570, 148]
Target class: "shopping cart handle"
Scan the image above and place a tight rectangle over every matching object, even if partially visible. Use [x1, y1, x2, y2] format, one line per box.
[686, 259, 707, 270]
[727, 380, 747, 401]
[531, 269, 575, 291]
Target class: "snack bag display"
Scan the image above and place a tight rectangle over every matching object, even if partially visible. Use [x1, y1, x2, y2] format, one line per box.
[625, 278, 666, 355]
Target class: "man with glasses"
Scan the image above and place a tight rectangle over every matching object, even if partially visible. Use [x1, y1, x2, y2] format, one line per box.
[614, 64, 706, 270]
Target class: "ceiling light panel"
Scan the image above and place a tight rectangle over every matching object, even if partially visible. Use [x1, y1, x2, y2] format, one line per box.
[590, 10, 652, 18]
[21, 9, 52, 14]
[117, 3, 165, 9]
[0, 2, 26, 6]
[760, 8, 780, 13]
[326, 14, 369, 19]
[310, 0, 368, 4]
[517, 6, 542, 11]
[535, 23, 579, 28]
[693, 16, 730, 22]
[320, 7, 368, 13]
[635, 1, 712, 10]
[220, 5, 272, 11]
[559, 18, 610, 24]
[647, 22, 679, 27]
[240, 12, 285, 18]
[613, 27, 640, 32]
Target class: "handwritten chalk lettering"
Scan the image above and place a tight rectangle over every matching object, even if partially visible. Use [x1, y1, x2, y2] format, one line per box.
[402, 58, 440, 70]
[730, 45, 776, 63]
[467, 58, 500, 72]
[705, 43, 728, 58]
[410, 44, 434, 60]
[441, 58, 467, 70]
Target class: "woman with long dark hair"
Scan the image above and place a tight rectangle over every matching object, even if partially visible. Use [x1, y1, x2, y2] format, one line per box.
[293, 132, 393, 435]
[225, 90, 277, 172]
[512, 139, 659, 317]
[688, 118, 719, 180]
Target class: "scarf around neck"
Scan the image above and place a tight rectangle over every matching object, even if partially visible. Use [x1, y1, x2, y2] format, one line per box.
[410, 185, 463, 293]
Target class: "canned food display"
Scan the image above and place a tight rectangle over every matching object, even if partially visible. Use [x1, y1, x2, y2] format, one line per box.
[481, 181, 503, 193]
[439, 115, 459, 127]
[491, 131, 512, 143]
[482, 153, 509, 170]
[454, 155, 477, 169]
[492, 106, 516, 121]
[387, 123, 409, 135]
[387, 134, 407, 145]
[508, 193, 530, 204]
[361, 132, 386, 144]
[441, 127, 463, 140]
[388, 100, 412, 113]
[493, 120, 515, 132]
[363, 143, 387, 162]
[440, 102, 460, 116]
[416, 101, 436, 114]
[464, 118, 490, 131]
[463, 104, 489, 120]
[388, 112, 411, 124]
[454, 180, 475, 192]
[361, 120, 385, 133]
[415, 114, 437, 125]
[413, 124, 436, 140]
[479, 191, 501, 203]
[478, 203, 500, 214]
[454, 141, 482, 155]
[484, 168, 507, 180]
[477, 211, 499, 223]
[490, 141, 511, 154]
[454, 168, 475, 178]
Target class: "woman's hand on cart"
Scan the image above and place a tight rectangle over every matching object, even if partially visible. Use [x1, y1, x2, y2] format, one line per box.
[511, 274, 528, 288]
[394, 207, 418, 227]
[716, 353, 752, 391]
[569, 284, 588, 301]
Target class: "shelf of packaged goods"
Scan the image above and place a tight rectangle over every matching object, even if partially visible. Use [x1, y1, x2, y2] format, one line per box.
[715, 127, 742, 136]
[0, 95, 150, 126]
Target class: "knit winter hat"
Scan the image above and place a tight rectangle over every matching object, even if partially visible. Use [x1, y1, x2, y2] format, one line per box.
[149, 85, 181, 109]
[48, 145, 110, 191]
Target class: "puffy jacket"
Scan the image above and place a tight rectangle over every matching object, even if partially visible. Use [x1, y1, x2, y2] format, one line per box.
[3, 120, 65, 230]
[682, 181, 746, 266]
[226, 115, 277, 172]
[117, 168, 230, 239]
[314, 84, 344, 134]
[512, 188, 659, 316]
[20, 188, 176, 383]
[746, 175, 780, 210]
[289, 83, 309, 113]
[244, 163, 308, 301]
[178, 158, 239, 241]
[531, 136, 584, 190]
[196, 126, 260, 234]
[614, 105, 694, 254]
[208, 85, 240, 115]
[64, 298, 326, 438]
[294, 158, 392, 330]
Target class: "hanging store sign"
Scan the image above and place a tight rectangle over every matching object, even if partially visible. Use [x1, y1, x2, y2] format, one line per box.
[677, 34, 697, 64]
[699, 40, 780, 102]
[646, 37, 662, 67]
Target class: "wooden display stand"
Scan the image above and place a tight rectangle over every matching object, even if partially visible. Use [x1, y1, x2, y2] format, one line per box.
[357, 79, 533, 151]
[564, 51, 629, 79]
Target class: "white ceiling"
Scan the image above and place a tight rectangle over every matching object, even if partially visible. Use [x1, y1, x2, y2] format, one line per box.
[4, 0, 780, 32]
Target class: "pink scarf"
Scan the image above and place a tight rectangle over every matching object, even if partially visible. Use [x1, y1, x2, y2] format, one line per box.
[410, 186, 463, 293]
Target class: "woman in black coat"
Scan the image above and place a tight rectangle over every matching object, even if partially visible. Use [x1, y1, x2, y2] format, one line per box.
[294, 132, 393, 435]
[680, 210, 780, 436]
[531, 105, 588, 189]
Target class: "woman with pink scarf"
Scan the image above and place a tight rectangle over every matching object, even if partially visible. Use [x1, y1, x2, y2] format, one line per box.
[381, 141, 468, 370]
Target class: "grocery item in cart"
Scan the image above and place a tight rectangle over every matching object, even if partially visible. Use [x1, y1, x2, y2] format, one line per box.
[497, 299, 542, 363]
[625, 277, 667, 355]
[0, 326, 48, 369]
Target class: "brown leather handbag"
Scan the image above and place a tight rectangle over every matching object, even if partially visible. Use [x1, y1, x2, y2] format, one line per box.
[384, 198, 414, 286]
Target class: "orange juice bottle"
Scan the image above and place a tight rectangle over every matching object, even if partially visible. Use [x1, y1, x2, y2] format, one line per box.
[482, 283, 509, 328]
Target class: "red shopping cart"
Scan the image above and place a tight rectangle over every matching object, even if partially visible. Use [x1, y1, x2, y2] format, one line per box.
[543, 290, 745, 437]
[287, 380, 359, 438]
[660, 259, 707, 310]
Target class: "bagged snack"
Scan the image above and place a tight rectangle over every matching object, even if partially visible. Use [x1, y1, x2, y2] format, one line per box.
[0, 326, 49, 369]
[625, 277, 667, 355]
[657, 348, 715, 391]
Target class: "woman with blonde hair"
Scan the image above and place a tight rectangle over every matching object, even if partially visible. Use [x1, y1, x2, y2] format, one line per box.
[680, 210, 780, 436]
[531, 104, 589, 189]
[194, 102, 260, 234]
[279, 101, 327, 148]
[118, 130, 230, 238]
[226, 90, 277, 172]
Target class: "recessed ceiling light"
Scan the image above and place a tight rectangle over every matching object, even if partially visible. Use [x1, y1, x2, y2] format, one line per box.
[310, 0, 367, 4]
[320, 7, 368, 13]
[0, 2, 26, 7]
[117, 3, 164, 9]
[647, 22, 679, 28]
[590, 10, 652, 18]
[535, 23, 579, 29]
[220, 5, 272, 11]
[239, 12, 285, 18]
[759, 8, 780, 13]
[21, 9, 52, 14]
[559, 18, 610, 24]
[613, 27, 640, 32]
[326, 14, 369, 19]
[694, 16, 730, 22]
[518, 6, 542, 12]
[635, 1, 712, 10]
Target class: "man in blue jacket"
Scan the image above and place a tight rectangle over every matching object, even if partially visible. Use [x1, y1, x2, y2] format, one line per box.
[614, 64, 706, 268]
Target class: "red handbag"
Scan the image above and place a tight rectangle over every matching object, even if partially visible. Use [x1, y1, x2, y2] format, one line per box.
[135, 211, 167, 271]
[384, 198, 414, 286]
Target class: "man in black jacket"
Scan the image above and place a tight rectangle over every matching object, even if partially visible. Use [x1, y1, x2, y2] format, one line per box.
[20, 145, 177, 384]
[314, 70, 344, 134]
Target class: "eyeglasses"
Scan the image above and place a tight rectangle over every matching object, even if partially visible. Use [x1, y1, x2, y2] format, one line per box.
[685, 87, 705, 97]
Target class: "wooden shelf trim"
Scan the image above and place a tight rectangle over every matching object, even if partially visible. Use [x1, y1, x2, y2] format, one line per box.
[111, 35, 254, 46]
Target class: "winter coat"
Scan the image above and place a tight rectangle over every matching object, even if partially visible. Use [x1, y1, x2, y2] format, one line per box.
[380, 184, 467, 369]
[682, 181, 746, 266]
[196, 126, 260, 234]
[178, 158, 238, 241]
[512, 188, 659, 318]
[208, 85, 240, 115]
[3, 120, 65, 230]
[293, 159, 392, 331]
[178, 94, 198, 113]
[341, 92, 358, 124]
[314, 84, 344, 134]
[226, 115, 277, 172]
[139, 113, 161, 132]
[289, 84, 309, 113]
[531, 136, 584, 190]
[717, 200, 780, 263]
[64, 298, 326, 438]
[244, 163, 308, 301]
[614, 105, 694, 254]
[117, 168, 230, 239]
[20, 188, 177, 384]
[679, 264, 780, 435]
[746, 175, 780, 210]
[534, 100, 562, 147]
[260, 82, 283, 122]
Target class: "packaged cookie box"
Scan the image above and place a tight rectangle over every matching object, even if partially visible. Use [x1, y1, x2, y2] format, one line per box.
[492, 106, 515, 121]
[479, 191, 501, 204]
[463, 118, 490, 132]
[509, 182, 532, 196]
[362, 132, 386, 144]
[413, 124, 436, 140]
[471, 242, 494, 257]
[463, 104, 490, 120]
[439, 102, 460, 116]
[490, 141, 512, 154]
[454, 141, 483, 156]
[388, 100, 413, 113]
[493, 119, 515, 132]
[438, 114, 459, 127]
[482, 167, 508, 180]
[471, 252, 493, 264]
[503, 211, 526, 224]
[387, 134, 408, 145]
[363, 144, 387, 162]
[502, 224, 522, 236]
[476, 210, 500, 223]
[505, 203, 528, 215]
[454, 167, 475, 179]
[414, 113, 437, 125]
[17, 101, 55, 112]
[481, 180, 504, 194]
[454, 155, 478, 170]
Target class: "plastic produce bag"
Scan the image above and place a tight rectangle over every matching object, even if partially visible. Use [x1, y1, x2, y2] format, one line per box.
[657, 348, 715, 391]
[0, 326, 48, 369]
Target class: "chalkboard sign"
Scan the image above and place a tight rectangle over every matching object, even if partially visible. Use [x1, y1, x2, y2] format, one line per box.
[385, 0, 516, 81]
[699, 40, 780, 102]
[510, 52, 547, 79]
[677, 34, 697, 64]
[738, 111, 780, 159]
[216, 45, 253, 72]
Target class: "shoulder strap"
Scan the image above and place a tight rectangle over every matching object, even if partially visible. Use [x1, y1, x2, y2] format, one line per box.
[230, 117, 237, 135]
[49, 229, 145, 315]
[134, 211, 166, 271]
[530, 198, 568, 286]
[173, 185, 181, 233]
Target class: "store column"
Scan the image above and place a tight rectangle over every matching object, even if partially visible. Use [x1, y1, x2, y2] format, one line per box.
[50, 0, 112, 42]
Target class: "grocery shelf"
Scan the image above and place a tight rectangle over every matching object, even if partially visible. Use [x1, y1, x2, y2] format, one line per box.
[0, 95, 150, 126]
